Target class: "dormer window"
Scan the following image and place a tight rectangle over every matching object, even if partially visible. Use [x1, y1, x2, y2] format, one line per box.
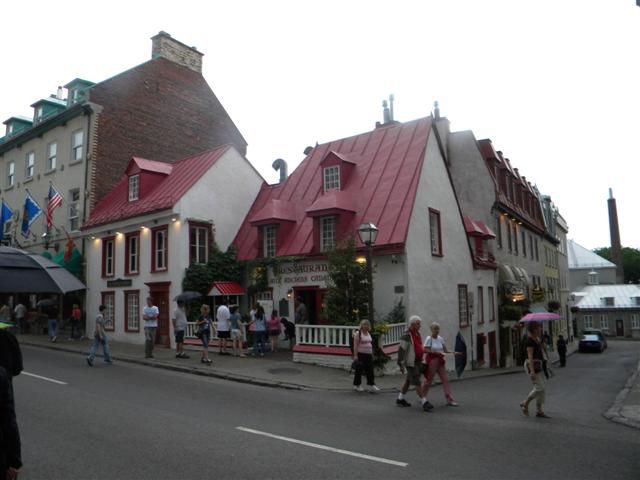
[128, 175, 139, 201]
[323, 166, 340, 192]
[263, 225, 277, 257]
[34, 106, 43, 123]
[320, 216, 336, 252]
[604, 297, 614, 307]
[6, 124, 13, 136]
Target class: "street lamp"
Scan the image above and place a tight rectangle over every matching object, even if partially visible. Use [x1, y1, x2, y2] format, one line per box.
[358, 222, 378, 327]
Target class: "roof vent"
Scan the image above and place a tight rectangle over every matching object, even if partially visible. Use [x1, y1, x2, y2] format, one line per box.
[272, 158, 288, 184]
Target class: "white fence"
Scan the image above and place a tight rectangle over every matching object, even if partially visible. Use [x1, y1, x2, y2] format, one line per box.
[295, 322, 406, 348]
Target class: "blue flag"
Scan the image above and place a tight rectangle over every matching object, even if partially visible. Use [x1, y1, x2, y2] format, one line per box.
[21, 192, 43, 238]
[0, 200, 13, 241]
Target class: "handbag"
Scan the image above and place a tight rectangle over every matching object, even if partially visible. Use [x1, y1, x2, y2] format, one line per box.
[351, 359, 363, 372]
[195, 328, 203, 339]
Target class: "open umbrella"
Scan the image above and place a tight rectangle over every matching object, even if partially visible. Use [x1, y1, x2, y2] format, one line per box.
[36, 298, 58, 308]
[0, 246, 86, 294]
[454, 332, 468, 378]
[520, 312, 562, 323]
[174, 291, 202, 302]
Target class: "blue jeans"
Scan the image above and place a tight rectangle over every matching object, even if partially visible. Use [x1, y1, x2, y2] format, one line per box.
[47, 319, 57, 339]
[253, 331, 266, 355]
[88, 334, 112, 362]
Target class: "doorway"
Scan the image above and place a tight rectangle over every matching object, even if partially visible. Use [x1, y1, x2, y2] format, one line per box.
[488, 331, 497, 368]
[616, 319, 624, 337]
[294, 287, 327, 324]
[146, 281, 171, 347]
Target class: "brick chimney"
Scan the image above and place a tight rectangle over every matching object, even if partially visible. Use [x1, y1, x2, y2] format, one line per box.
[151, 31, 203, 73]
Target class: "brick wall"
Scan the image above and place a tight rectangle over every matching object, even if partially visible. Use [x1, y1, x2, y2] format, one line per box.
[88, 57, 247, 202]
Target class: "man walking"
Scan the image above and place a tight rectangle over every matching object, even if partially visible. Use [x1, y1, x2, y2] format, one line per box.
[172, 300, 189, 359]
[143, 297, 159, 359]
[557, 334, 568, 367]
[86, 305, 113, 366]
[216, 302, 231, 355]
[396, 315, 433, 411]
[13, 302, 26, 335]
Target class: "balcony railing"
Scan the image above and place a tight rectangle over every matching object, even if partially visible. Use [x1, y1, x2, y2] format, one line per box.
[295, 322, 406, 348]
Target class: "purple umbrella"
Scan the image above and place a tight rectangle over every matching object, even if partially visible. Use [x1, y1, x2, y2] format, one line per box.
[520, 312, 562, 322]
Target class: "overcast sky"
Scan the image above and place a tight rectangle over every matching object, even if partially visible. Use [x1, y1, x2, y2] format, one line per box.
[2, 0, 638, 250]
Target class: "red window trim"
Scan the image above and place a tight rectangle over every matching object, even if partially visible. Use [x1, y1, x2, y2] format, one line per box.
[101, 236, 116, 278]
[428, 208, 443, 257]
[188, 221, 213, 265]
[101, 291, 115, 332]
[150, 225, 168, 273]
[124, 289, 140, 333]
[124, 232, 140, 276]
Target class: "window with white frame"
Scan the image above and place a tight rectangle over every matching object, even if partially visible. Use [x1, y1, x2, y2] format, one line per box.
[584, 315, 593, 329]
[189, 224, 208, 264]
[25, 151, 35, 178]
[488, 286, 496, 322]
[102, 292, 115, 331]
[320, 216, 336, 252]
[477, 286, 484, 324]
[68, 189, 80, 231]
[102, 238, 115, 277]
[323, 166, 340, 192]
[600, 314, 609, 331]
[125, 291, 140, 331]
[71, 130, 84, 162]
[7, 161, 15, 187]
[126, 233, 139, 274]
[34, 106, 43, 123]
[47, 142, 57, 170]
[458, 284, 469, 327]
[263, 224, 276, 258]
[429, 209, 442, 256]
[152, 227, 168, 271]
[128, 175, 139, 201]
[631, 314, 640, 330]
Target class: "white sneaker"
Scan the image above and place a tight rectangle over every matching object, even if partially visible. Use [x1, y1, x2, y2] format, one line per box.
[354, 385, 365, 392]
[369, 385, 381, 393]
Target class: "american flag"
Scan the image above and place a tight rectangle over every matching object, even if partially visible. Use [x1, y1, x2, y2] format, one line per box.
[46, 184, 63, 229]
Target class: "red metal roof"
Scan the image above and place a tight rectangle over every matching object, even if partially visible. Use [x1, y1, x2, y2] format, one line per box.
[83, 145, 231, 229]
[208, 281, 245, 296]
[464, 216, 496, 238]
[249, 198, 297, 225]
[233, 117, 433, 260]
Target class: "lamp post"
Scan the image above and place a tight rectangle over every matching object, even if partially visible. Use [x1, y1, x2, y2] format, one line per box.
[358, 222, 378, 328]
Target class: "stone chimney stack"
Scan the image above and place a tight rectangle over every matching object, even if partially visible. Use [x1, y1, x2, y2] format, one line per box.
[151, 31, 203, 73]
[607, 188, 625, 283]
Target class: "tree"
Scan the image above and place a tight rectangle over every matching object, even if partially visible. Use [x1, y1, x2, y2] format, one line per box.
[324, 238, 370, 325]
[593, 246, 640, 284]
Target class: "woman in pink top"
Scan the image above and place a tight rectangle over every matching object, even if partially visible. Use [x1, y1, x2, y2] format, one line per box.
[267, 310, 281, 353]
[352, 320, 380, 393]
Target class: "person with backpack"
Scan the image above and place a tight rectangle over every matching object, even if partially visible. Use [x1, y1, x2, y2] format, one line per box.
[352, 320, 380, 393]
[520, 321, 550, 418]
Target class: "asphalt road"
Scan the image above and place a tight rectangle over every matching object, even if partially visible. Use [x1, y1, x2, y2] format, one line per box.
[13, 341, 640, 480]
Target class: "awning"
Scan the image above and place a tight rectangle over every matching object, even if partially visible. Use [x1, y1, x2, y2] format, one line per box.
[207, 281, 245, 297]
[529, 303, 548, 313]
[498, 264, 517, 284]
[463, 216, 496, 239]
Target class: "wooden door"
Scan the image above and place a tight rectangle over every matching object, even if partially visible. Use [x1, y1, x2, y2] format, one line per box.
[616, 319, 624, 337]
[488, 331, 498, 368]
[146, 281, 171, 347]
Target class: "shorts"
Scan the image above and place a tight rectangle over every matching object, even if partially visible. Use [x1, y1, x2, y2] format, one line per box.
[406, 361, 424, 386]
[268, 330, 280, 337]
[231, 329, 242, 340]
[200, 333, 211, 348]
[217, 330, 231, 339]
[175, 330, 185, 343]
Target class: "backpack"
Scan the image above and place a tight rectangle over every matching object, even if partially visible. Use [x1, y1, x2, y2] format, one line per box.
[0, 330, 23, 377]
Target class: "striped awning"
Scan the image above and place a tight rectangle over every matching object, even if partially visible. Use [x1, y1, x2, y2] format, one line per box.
[207, 281, 245, 297]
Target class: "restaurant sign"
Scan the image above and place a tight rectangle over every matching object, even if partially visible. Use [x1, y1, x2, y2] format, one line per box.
[269, 262, 330, 287]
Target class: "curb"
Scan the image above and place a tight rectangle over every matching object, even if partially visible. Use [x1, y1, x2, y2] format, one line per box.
[603, 360, 640, 430]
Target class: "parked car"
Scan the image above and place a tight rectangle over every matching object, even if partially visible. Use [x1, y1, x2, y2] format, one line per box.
[579, 334, 605, 353]
[583, 328, 608, 349]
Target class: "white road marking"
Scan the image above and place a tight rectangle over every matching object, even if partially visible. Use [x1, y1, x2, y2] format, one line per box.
[236, 426, 408, 467]
[21, 371, 68, 385]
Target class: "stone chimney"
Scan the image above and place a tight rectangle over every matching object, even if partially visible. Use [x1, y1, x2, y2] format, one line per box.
[151, 31, 203, 73]
[607, 188, 625, 283]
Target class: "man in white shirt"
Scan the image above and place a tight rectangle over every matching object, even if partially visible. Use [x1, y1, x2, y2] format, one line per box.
[172, 300, 189, 359]
[13, 304, 26, 335]
[142, 297, 159, 359]
[216, 303, 231, 355]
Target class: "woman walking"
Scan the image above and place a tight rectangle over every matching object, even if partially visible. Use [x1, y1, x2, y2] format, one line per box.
[352, 320, 380, 393]
[195, 305, 213, 364]
[250, 305, 267, 356]
[422, 322, 459, 407]
[267, 310, 281, 353]
[520, 322, 550, 418]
